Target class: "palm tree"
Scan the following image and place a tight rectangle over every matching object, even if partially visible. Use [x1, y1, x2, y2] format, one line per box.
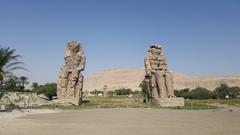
[0, 46, 28, 90]
[31, 82, 39, 91]
[3, 75, 19, 91]
[19, 76, 29, 88]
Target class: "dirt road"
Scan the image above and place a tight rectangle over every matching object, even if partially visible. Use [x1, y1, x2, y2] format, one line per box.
[0, 108, 239, 135]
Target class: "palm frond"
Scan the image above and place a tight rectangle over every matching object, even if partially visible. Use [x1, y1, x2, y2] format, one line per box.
[5, 66, 29, 72]
[4, 61, 25, 70]
[0, 46, 28, 83]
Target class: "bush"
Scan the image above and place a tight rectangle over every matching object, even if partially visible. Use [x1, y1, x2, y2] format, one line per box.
[175, 84, 240, 100]
[186, 87, 210, 99]
[90, 89, 103, 96]
[36, 83, 57, 100]
[175, 87, 210, 99]
[174, 88, 190, 98]
[211, 84, 240, 99]
[114, 88, 132, 96]
[139, 80, 148, 98]
[107, 91, 115, 96]
[107, 88, 134, 96]
[230, 87, 240, 98]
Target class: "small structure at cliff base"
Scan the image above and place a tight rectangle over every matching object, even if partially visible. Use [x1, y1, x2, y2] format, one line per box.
[144, 44, 184, 107]
[57, 41, 86, 106]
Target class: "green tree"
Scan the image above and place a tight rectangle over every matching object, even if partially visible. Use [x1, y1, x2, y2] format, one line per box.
[0, 46, 28, 90]
[36, 83, 57, 100]
[90, 89, 103, 95]
[114, 88, 132, 96]
[31, 82, 39, 91]
[107, 91, 115, 96]
[19, 76, 29, 90]
[229, 86, 240, 98]
[187, 87, 210, 99]
[174, 88, 190, 98]
[175, 87, 210, 99]
[139, 80, 148, 98]
[212, 84, 240, 99]
[3, 75, 19, 91]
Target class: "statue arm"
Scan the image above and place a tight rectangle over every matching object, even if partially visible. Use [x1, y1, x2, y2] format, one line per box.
[162, 56, 168, 72]
[64, 49, 71, 59]
[78, 55, 86, 71]
[144, 57, 152, 76]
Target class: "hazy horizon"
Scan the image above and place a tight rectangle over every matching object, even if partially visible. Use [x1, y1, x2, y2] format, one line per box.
[0, 0, 240, 84]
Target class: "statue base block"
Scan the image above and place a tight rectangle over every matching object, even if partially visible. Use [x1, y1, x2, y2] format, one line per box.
[153, 98, 185, 107]
[54, 98, 82, 106]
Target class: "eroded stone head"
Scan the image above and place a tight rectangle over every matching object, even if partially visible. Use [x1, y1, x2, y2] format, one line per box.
[148, 44, 163, 56]
[66, 41, 81, 54]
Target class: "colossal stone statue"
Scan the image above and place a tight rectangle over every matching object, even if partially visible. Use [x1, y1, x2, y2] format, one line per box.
[57, 41, 86, 105]
[144, 44, 174, 99]
[144, 44, 184, 106]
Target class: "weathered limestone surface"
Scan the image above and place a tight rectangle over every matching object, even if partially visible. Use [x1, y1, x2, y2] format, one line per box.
[152, 98, 185, 107]
[0, 92, 51, 107]
[57, 41, 86, 105]
[144, 45, 174, 98]
[144, 44, 184, 106]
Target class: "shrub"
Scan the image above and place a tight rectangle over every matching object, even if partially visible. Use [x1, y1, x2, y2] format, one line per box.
[114, 88, 132, 96]
[139, 80, 148, 98]
[186, 87, 210, 99]
[31, 82, 39, 91]
[211, 84, 240, 99]
[36, 83, 57, 100]
[174, 88, 190, 98]
[175, 87, 210, 99]
[90, 89, 103, 96]
[230, 86, 240, 98]
[107, 88, 134, 96]
[107, 91, 115, 96]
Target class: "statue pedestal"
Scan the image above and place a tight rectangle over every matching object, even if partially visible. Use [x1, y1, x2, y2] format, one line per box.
[54, 98, 81, 106]
[153, 98, 185, 107]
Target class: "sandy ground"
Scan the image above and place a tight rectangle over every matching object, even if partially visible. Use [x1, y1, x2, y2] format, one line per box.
[0, 108, 240, 135]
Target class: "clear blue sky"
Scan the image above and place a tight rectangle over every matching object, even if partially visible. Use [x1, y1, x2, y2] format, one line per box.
[0, 0, 240, 84]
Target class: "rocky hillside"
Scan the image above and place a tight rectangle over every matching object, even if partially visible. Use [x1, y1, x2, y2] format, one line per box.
[83, 68, 240, 91]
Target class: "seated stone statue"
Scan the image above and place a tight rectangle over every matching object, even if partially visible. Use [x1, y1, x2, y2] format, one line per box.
[144, 45, 174, 101]
[57, 41, 86, 103]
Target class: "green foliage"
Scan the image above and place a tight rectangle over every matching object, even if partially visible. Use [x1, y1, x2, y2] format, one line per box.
[19, 76, 29, 88]
[187, 87, 211, 99]
[36, 83, 57, 100]
[90, 89, 103, 95]
[230, 87, 240, 98]
[211, 84, 240, 99]
[0, 90, 5, 99]
[3, 75, 19, 91]
[139, 80, 148, 98]
[115, 88, 132, 95]
[107, 91, 115, 96]
[174, 88, 190, 97]
[31, 82, 39, 91]
[175, 87, 210, 99]
[173, 100, 217, 110]
[2, 75, 28, 91]
[175, 84, 240, 100]
[39, 96, 228, 110]
[107, 88, 134, 96]
[114, 88, 133, 96]
[0, 46, 28, 90]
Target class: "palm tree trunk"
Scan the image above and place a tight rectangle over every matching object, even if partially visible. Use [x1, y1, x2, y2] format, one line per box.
[0, 80, 2, 91]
